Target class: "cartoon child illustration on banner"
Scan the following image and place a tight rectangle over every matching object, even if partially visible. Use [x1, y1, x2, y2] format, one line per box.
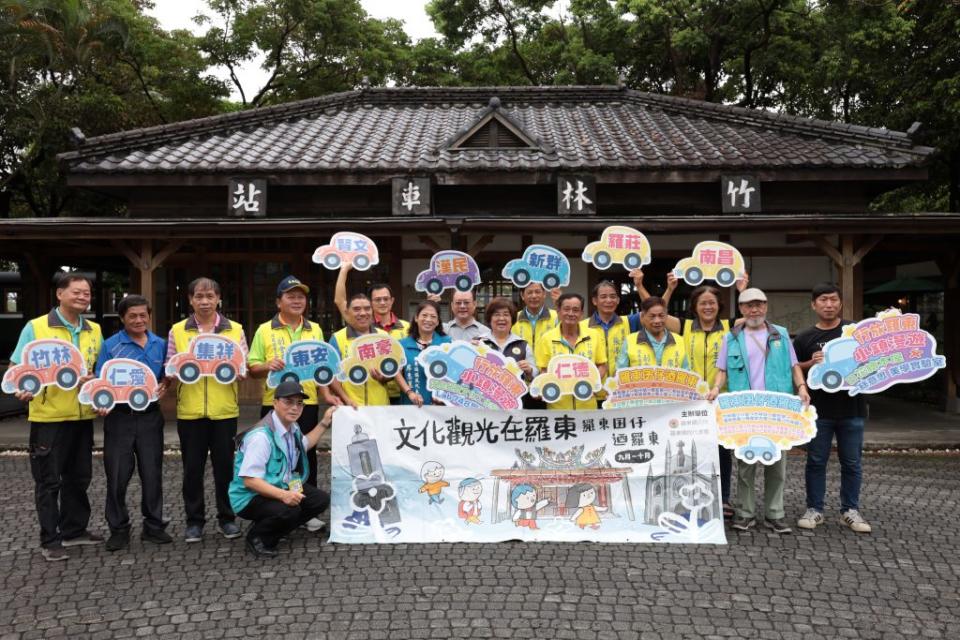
[566, 483, 605, 530]
[418, 340, 528, 410]
[511, 484, 550, 530]
[502, 244, 571, 290]
[2, 338, 87, 394]
[714, 390, 818, 465]
[458, 478, 483, 525]
[313, 232, 379, 271]
[418, 461, 448, 505]
[582, 226, 652, 271]
[807, 308, 946, 395]
[673, 241, 746, 287]
[416, 250, 481, 294]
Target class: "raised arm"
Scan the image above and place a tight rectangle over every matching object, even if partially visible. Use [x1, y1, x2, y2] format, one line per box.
[334, 262, 352, 320]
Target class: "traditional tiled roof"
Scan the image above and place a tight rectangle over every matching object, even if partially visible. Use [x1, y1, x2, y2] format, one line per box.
[59, 86, 934, 175]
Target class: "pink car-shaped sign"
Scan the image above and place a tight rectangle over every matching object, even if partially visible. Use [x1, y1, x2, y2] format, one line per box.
[79, 358, 160, 411]
[313, 232, 380, 271]
[2, 338, 87, 394]
[166, 335, 246, 384]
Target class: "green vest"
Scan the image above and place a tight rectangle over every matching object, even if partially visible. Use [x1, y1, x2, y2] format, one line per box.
[724, 323, 794, 394]
[229, 414, 309, 514]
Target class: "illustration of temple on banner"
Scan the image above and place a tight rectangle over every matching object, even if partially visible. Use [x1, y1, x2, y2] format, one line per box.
[643, 439, 721, 524]
[488, 445, 635, 525]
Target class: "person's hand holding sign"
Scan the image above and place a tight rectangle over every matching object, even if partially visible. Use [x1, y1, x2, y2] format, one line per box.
[736, 271, 750, 292]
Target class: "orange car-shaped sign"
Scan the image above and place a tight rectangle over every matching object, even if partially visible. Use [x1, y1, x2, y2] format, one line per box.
[79, 358, 160, 411]
[312, 232, 380, 271]
[2, 338, 87, 394]
[166, 334, 246, 384]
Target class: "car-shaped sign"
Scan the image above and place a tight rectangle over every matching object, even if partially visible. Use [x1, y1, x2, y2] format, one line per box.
[673, 241, 746, 287]
[501, 244, 571, 290]
[166, 334, 247, 384]
[337, 334, 406, 386]
[312, 232, 379, 271]
[2, 338, 87, 394]
[415, 250, 481, 294]
[267, 340, 341, 388]
[735, 435, 779, 464]
[420, 343, 479, 382]
[529, 354, 602, 403]
[78, 358, 160, 411]
[581, 226, 652, 271]
[806, 338, 860, 391]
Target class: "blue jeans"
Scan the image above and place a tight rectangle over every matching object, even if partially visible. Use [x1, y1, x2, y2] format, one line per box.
[804, 417, 865, 512]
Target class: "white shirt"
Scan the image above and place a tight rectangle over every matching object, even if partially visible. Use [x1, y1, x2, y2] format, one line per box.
[238, 411, 308, 482]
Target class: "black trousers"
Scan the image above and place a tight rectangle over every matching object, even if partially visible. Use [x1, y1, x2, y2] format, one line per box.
[259, 404, 320, 487]
[29, 420, 93, 548]
[177, 417, 237, 527]
[103, 405, 165, 534]
[238, 483, 329, 548]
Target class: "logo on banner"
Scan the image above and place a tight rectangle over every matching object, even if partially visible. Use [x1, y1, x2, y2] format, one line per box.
[166, 334, 246, 384]
[266, 340, 341, 388]
[415, 250, 482, 294]
[807, 308, 946, 395]
[529, 354, 602, 403]
[337, 334, 406, 385]
[582, 225, 652, 271]
[418, 340, 527, 410]
[2, 338, 87, 394]
[78, 358, 159, 411]
[714, 391, 817, 465]
[313, 232, 380, 271]
[602, 366, 709, 409]
[673, 241, 746, 287]
[501, 244, 571, 290]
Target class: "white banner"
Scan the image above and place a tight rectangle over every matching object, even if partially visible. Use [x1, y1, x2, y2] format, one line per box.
[330, 404, 726, 544]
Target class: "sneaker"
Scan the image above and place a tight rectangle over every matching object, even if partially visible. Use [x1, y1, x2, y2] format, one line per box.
[218, 521, 242, 539]
[41, 546, 69, 561]
[184, 525, 203, 543]
[764, 518, 793, 534]
[840, 509, 872, 533]
[141, 528, 173, 544]
[797, 509, 824, 530]
[302, 517, 326, 532]
[731, 517, 755, 531]
[105, 531, 130, 552]
[62, 531, 104, 546]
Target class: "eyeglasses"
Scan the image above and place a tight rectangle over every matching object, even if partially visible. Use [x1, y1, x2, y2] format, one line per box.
[278, 397, 304, 407]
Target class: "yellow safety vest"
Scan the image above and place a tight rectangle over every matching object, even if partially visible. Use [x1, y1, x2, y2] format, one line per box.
[375, 315, 410, 398]
[623, 330, 688, 370]
[580, 314, 631, 401]
[682, 318, 730, 388]
[26, 311, 102, 422]
[512, 307, 558, 354]
[534, 325, 607, 411]
[171, 315, 245, 420]
[252, 315, 325, 405]
[333, 326, 390, 407]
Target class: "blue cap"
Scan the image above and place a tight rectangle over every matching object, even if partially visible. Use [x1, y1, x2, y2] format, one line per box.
[277, 275, 310, 297]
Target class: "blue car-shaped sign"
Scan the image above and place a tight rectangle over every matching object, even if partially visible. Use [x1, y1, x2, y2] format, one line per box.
[807, 338, 860, 392]
[736, 435, 779, 463]
[266, 340, 341, 388]
[421, 344, 478, 382]
[501, 244, 571, 290]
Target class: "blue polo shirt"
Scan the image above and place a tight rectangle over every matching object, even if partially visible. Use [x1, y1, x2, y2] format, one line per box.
[95, 329, 167, 379]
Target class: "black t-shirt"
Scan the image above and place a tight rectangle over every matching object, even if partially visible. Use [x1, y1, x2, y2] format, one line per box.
[793, 321, 867, 419]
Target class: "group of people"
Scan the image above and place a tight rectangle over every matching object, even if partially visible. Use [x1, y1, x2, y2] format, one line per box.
[13, 260, 870, 561]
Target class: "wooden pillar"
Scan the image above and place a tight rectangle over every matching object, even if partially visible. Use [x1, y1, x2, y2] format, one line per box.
[936, 253, 960, 413]
[813, 234, 881, 321]
[113, 239, 184, 330]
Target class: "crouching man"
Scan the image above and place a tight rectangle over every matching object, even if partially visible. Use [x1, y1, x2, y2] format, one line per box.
[229, 380, 337, 558]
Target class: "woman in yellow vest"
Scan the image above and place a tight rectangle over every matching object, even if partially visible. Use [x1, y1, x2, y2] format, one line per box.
[617, 296, 689, 370]
[167, 277, 247, 543]
[633, 269, 749, 518]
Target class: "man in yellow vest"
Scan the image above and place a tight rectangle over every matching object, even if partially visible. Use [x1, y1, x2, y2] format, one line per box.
[512, 283, 558, 351]
[617, 296, 689, 370]
[11, 273, 103, 561]
[581, 281, 633, 399]
[534, 293, 608, 410]
[331, 293, 417, 407]
[166, 277, 247, 543]
[335, 263, 410, 403]
[248, 276, 346, 532]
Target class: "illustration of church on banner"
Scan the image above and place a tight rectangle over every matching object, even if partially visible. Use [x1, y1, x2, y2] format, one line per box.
[642, 439, 721, 525]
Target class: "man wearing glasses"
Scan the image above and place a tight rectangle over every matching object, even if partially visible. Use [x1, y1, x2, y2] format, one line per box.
[229, 380, 338, 558]
[443, 290, 491, 342]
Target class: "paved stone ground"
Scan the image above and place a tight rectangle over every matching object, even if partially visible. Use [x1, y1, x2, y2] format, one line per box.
[0, 451, 958, 640]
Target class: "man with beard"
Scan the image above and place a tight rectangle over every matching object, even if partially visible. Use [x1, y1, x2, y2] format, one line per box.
[708, 288, 810, 534]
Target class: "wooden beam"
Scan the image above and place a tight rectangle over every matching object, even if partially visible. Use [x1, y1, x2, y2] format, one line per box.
[812, 236, 842, 266]
[416, 235, 442, 252]
[851, 234, 883, 267]
[840, 235, 855, 320]
[111, 239, 146, 270]
[468, 234, 495, 258]
[150, 240, 184, 269]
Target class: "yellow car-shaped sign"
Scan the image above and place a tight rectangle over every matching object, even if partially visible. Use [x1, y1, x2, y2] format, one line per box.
[337, 334, 406, 386]
[581, 225, 651, 270]
[673, 240, 745, 287]
[529, 354, 602, 403]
